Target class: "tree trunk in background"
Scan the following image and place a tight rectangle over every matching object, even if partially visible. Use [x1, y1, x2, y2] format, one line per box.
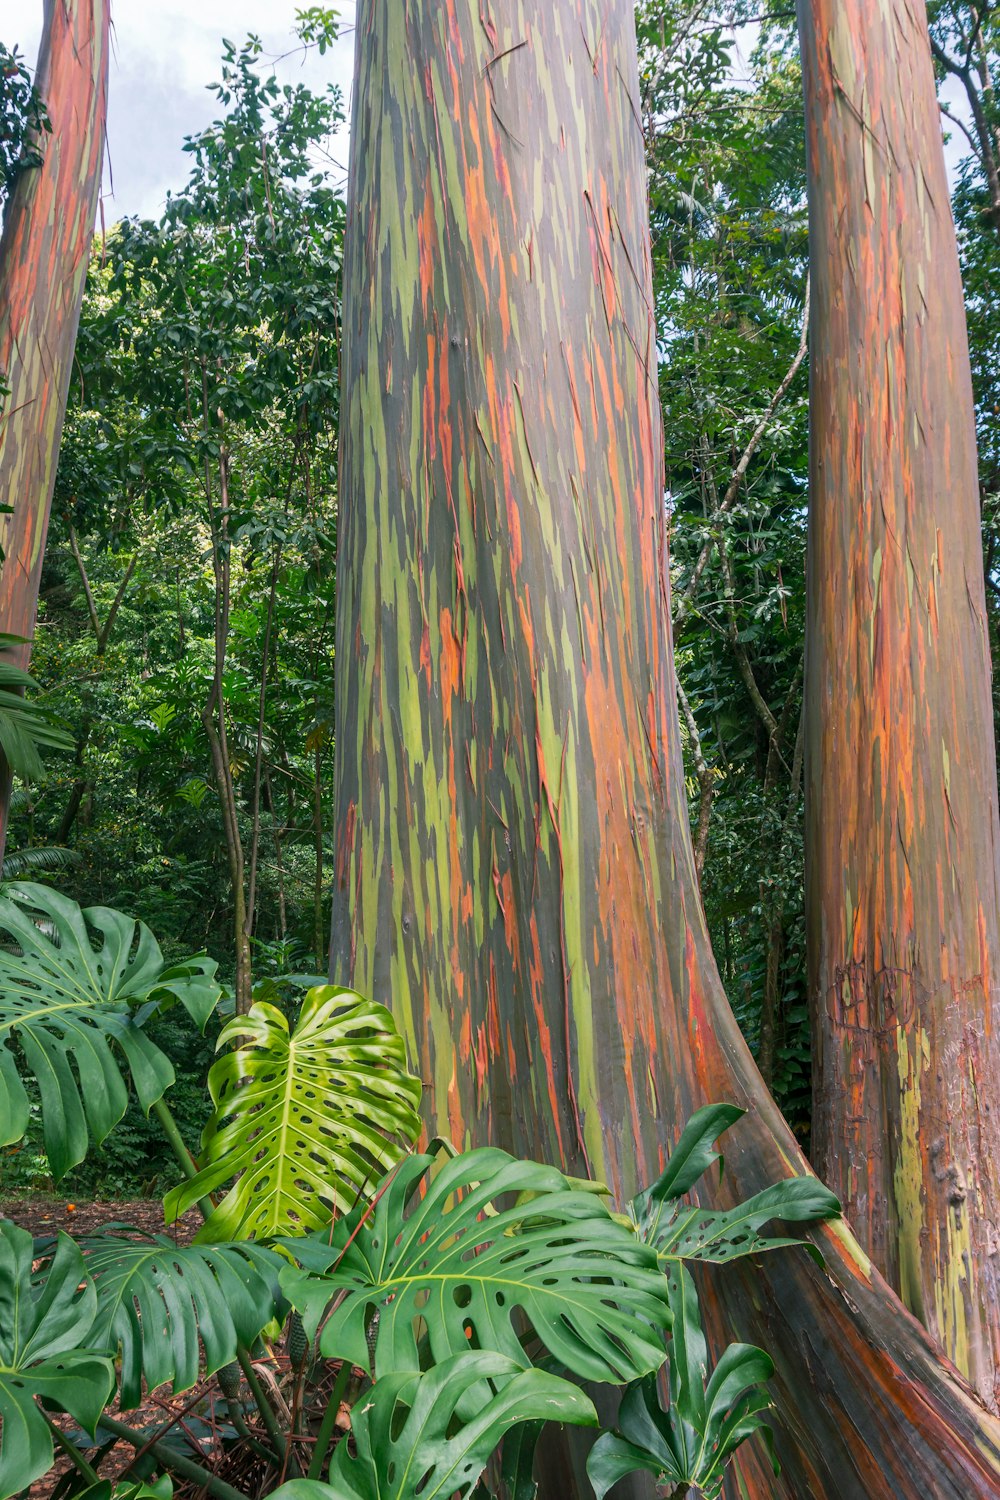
[800, 0, 1000, 1406]
[329, 2, 1000, 1494]
[0, 0, 110, 863]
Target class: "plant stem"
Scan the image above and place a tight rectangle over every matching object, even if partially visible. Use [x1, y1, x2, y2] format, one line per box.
[97, 1414, 249, 1500]
[224, 1395, 280, 1464]
[150, 1095, 289, 1469]
[237, 1348, 294, 1471]
[150, 1097, 216, 1218]
[306, 1359, 354, 1481]
[46, 1416, 100, 1483]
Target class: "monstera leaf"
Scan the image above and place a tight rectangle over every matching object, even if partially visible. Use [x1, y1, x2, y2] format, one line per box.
[588, 1265, 777, 1500]
[0, 1220, 114, 1499]
[77, 1229, 285, 1408]
[632, 1104, 840, 1267]
[281, 1147, 670, 1386]
[0, 883, 220, 1179]
[165, 987, 422, 1241]
[271, 1352, 596, 1500]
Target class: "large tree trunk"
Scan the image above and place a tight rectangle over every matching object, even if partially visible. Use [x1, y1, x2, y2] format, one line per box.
[800, 0, 1000, 1406]
[329, 2, 1000, 1494]
[0, 0, 110, 862]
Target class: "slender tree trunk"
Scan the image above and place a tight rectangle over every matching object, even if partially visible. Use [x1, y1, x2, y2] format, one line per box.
[313, 741, 325, 970]
[0, 0, 110, 862]
[329, 2, 1000, 1494]
[201, 444, 252, 1013]
[800, 0, 1000, 1406]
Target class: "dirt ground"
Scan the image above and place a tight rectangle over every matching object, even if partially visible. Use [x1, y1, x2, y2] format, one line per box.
[0, 1193, 202, 1243]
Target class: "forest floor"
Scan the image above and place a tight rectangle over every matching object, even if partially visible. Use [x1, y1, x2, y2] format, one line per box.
[0, 1193, 201, 1242]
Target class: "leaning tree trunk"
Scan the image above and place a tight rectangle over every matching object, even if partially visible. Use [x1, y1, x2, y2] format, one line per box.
[0, 0, 110, 863]
[329, 2, 1000, 1494]
[800, 0, 1000, 1406]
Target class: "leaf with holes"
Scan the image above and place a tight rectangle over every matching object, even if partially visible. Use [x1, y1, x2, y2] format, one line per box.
[587, 1265, 777, 1500]
[0, 1220, 114, 1499]
[77, 1228, 285, 1408]
[271, 1352, 596, 1500]
[164, 987, 422, 1241]
[280, 1148, 670, 1387]
[631, 1106, 840, 1268]
[0, 883, 221, 1179]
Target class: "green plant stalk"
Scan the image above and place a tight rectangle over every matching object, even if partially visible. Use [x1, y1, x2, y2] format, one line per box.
[45, 1414, 100, 1483]
[236, 1347, 295, 1472]
[97, 1414, 249, 1500]
[150, 1094, 290, 1467]
[306, 1359, 354, 1480]
[151, 1096, 215, 1218]
[223, 1394, 280, 1464]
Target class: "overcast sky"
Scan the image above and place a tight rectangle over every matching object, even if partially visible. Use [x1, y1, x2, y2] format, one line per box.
[0, 0, 357, 219]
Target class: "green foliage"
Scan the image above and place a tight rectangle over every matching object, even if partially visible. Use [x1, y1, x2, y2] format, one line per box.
[631, 1103, 841, 1269]
[0, 883, 219, 1178]
[0, 635, 73, 781]
[587, 1267, 777, 1500]
[164, 986, 422, 1240]
[272, 1353, 597, 1500]
[0, 1221, 114, 1498]
[0, 41, 49, 214]
[79, 1229, 284, 1408]
[281, 1147, 671, 1386]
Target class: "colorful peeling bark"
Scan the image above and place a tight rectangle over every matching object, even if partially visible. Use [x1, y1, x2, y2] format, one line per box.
[0, 0, 110, 858]
[799, 0, 1000, 1405]
[329, 1, 1000, 1493]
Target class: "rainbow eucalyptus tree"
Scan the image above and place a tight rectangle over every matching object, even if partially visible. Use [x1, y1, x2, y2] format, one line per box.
[799, 0, 1000, 1405]
[329, 0, 1000, 1493]
[0, 0, 110, 861]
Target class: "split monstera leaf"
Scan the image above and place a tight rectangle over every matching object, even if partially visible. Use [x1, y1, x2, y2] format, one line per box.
[0, 882, 219, 1178]
[165, 986, 424, 1239]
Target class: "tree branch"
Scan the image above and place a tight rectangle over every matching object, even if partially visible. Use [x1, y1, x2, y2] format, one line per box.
[674, 274, 810, 630]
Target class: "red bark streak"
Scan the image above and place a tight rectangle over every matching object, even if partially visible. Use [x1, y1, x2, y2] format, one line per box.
[0, 0, 110, 856]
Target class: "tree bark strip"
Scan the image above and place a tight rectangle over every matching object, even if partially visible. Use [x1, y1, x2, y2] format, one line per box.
[0, 0, 110, 860]
[800, 0, 1000, 1406]
[329, 2, 1000, 1493]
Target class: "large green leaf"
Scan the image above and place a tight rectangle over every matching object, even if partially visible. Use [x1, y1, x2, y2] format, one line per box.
[0, 883, 220, 1179]
[0, 1219, 114, 1499]
[0, 636, 74, 783]
[164, 987, 422, 1241]
[78, 1228, 285, 1408]
[281, 1148, 670, 1387]
[587, 1266, 777, 1500]
[271, 1352, 596, 1500]
[631, 1105, 840, 1268]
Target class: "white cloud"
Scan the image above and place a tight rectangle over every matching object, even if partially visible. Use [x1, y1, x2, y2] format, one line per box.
[0, 0, 356, 218]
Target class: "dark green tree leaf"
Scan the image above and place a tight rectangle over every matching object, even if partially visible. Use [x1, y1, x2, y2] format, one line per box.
[587, 1266, 776, 1500]
[0, 1220, 114, 1499]
[0, 883, 220, 1178]
[281, 1148, 670, 1387]
[79, 1228, 285, 1408]
[271, 1352, 596, 1500]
